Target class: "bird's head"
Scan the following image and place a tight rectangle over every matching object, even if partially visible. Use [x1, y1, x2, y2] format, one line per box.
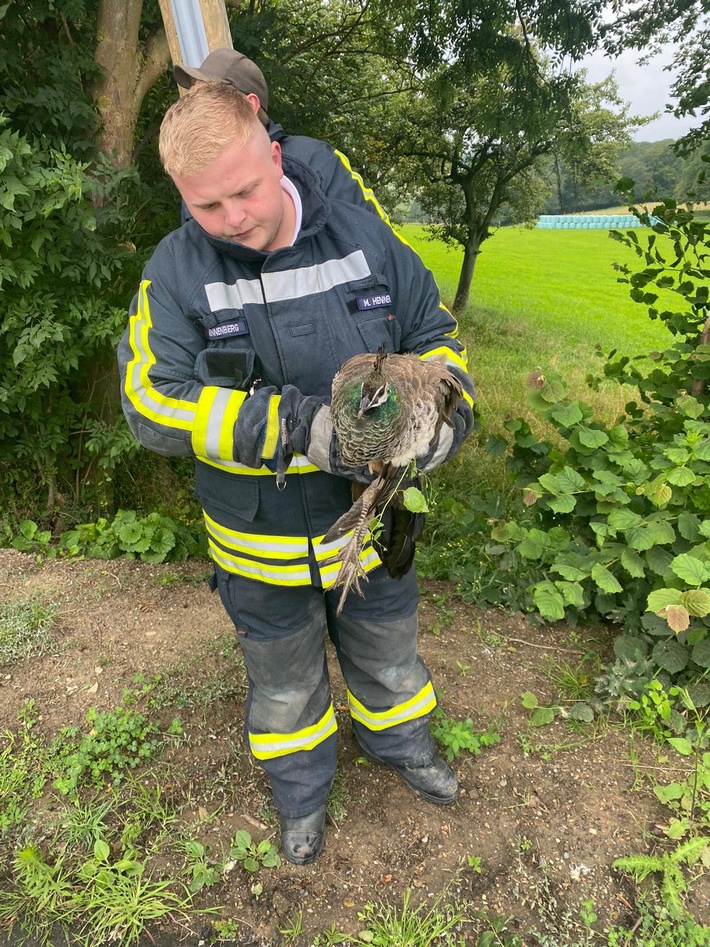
[357, 378, 389, 418]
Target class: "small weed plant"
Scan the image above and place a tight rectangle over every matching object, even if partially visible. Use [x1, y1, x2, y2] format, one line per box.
[430, 707, 500, 761]
[8, 509, 207, 564]
[0, 598, 56, 664]
[227, 829, 280, 873]
[51, 705, 183, 797]
[613, 836, 709, 916]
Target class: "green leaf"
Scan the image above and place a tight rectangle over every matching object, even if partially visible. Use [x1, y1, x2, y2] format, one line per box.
[549, 402, 583, 426]
[676, 395, 704, 419]
[693, 439, 710, 461]
[520, 692, 539, 710]
[646, 520, 676, 546]
[678, 512, 701, 542]
[533, 582, 565, 621]
[577, 426, 609, 449]
[647, 588, 683, 612]
[621, 547, 645, 578]
[671, 553, 710, 586]
[645, 546, 675, 576]
[682, 589, 710, 618]
[608, 508, 643, 530]
[666, 467, 696, 487]
[538, 473, 562, 495]
[666, 738, 694, 757]
[652, 639, 689, 674]
[591, 563, 623, 594]
[402, 486, 429, 513]
[691, 639, 710, 668]
[94, 839, 110, 862]
[654, 783, 685, 803]
[556, 466, 586, 493]
[548, 495, 576, 513]
[614, 635, 647, 662]
[665, 447, 691, 465]
[553, 562, 588, 581]
[530, 707, 556, 727]
[568, 702, 594, 723]
[519, 536, 544, 559]
[558, 580, 585, 607]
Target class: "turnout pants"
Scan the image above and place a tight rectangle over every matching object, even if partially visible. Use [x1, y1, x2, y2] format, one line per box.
[215, 564, 436, 818]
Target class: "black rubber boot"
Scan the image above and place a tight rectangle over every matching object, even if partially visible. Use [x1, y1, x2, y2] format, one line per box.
[279, 806, 326, 865]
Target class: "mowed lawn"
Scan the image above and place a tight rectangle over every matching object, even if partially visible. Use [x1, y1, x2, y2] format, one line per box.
[396, 223, 674, 434]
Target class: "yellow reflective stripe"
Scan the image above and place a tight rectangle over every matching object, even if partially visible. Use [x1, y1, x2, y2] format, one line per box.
[334, 150, 392, 226]
[209, 541, 312, 586]
[198, 454, 320, 475]
[348, 681, 437, 731]
[124, 280, 197, 430]
[249, 705, 337, 760]
[419, 345, 468, 374]
[192, 386, 247, 461]
[261, 394, 281, 460]
[205, 513, 309, 560]
[319, 546, 381, 587]
[419, 347, 474, 408]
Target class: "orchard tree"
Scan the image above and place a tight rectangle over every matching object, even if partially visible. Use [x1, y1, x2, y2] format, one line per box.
[382, 57, 643, 313]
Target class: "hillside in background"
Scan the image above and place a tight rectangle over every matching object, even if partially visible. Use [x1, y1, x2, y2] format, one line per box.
[543, 139, 710, 214]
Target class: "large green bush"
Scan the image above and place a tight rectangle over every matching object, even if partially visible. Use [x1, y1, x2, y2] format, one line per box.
[491, 197, 710, 696]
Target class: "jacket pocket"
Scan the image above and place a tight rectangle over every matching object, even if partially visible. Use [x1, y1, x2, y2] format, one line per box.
[344, 274, 401, 352]
[194, 464, 259, 525]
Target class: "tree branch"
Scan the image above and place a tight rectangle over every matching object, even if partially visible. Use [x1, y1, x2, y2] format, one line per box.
[134, 27, 171, 109]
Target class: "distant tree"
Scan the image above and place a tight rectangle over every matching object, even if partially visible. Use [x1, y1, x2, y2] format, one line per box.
[376, 55, 641, 314]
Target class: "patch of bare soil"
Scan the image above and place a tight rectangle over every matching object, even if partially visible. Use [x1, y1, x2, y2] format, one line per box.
[1, 548, 708, 944]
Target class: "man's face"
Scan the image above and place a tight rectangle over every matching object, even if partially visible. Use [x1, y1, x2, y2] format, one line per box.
[174, 131, 290, 251]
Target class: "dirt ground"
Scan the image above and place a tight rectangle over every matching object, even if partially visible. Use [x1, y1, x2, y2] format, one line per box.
[1, 547, 708, 945]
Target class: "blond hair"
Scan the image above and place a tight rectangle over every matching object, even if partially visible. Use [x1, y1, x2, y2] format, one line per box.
[159, 82, 263, 177]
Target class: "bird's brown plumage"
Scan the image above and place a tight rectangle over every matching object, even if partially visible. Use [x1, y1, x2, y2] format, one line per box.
[324, 350, 462, 613]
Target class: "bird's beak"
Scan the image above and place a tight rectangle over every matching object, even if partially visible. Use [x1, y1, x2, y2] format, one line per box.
[357, 395, 373, 419]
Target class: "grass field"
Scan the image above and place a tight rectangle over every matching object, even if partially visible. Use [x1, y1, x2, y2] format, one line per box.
[395, 222, 681, 493]
[397, 223, 674, 449]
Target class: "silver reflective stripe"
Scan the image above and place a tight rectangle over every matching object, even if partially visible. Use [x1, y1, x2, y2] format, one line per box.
[201, 387, 236, 458]
[209, 544, 312, 584]
[249, 706, 337, 759]
[348, 682, 436, 730]
[204, 251, 370, 311]
[205, 277, 264, 311]
[206, 518, 308, 558]
[263, 251, 370, 302]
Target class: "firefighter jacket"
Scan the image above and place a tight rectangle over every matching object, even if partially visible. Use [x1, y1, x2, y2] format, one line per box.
[268, 121, 391, 225]
[118, 155, 475, 590]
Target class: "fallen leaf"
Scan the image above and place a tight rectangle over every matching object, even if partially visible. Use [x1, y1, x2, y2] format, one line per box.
[379, 874, 392, 884]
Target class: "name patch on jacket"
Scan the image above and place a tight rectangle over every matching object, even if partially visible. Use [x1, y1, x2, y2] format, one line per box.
[207, 317, 249, 340]
[356, 293, 392, 311]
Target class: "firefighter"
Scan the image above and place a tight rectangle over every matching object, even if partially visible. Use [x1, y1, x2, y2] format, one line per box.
[118, 82, 474, 865]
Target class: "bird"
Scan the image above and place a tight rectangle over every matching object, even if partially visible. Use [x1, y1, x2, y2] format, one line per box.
[323, 348, 463, 614]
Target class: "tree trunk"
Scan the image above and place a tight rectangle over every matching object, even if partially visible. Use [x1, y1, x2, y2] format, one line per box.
[88, 0, 170, 510]
[94, 0, 170, 168]
[452, 235, 482, 315]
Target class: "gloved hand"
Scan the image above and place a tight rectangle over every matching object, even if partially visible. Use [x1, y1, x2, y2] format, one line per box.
[415, 403, 474, 473]
[305, 405, 375, 484]
[233, 385, 339, 486]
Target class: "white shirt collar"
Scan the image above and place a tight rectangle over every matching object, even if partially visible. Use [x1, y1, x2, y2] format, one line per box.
[280, 175, 302, 245]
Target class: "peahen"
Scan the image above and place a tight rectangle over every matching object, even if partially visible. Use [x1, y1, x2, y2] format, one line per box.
[324, 348, 463, 614]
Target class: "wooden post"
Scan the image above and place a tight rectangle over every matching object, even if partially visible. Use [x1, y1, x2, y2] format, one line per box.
[157, 0, 232, 80]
